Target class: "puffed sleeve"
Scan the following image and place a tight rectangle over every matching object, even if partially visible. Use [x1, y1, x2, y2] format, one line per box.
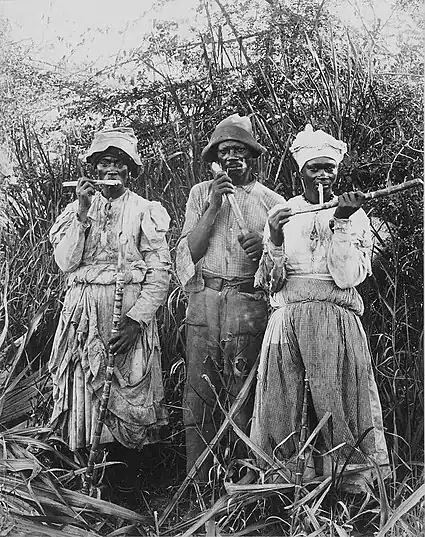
[327, 209, 372, 289]
[49, 201, 91, 273]
[254, 206, 288, 293]
[175, 184, 206, 291]
[126, 201, 171, 326]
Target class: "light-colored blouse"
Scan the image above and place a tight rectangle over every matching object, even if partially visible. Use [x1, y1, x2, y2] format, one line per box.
[255, 195, 372, 298]
[49, 189, 171, 326]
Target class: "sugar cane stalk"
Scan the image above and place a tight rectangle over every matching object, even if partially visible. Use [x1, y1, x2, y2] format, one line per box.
[211, 162, 250, 235]
[290, 373, 310, 534]
[82, 233, 127, 495]
[288, 178, 423, 217]
[63, 179, 122, 188]
[294, 374, 310, 504]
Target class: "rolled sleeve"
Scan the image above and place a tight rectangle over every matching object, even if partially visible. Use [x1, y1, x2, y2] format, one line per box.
[175, 235, 204, 291]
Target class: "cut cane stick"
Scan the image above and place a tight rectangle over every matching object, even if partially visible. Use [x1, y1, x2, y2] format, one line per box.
[82, 233, 127, 496]
[62, 179, 122, 187]
[211, 162, 250, 235]
[293, 375, 310, 505]
[286, 178, 423, 217]
[318, 183, 324, 206]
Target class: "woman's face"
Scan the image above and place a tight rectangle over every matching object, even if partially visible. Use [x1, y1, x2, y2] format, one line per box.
[96, 154, 129, 186]
[301, 157, 338, 203]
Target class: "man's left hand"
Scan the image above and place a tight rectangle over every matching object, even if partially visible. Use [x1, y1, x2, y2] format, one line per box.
[238, 232, 263, 262]
[109, 317, 141, 355]
[334, 191, 366, 219]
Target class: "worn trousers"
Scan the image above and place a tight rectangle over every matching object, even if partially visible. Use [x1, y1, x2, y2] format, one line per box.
[183, 285, 268, 483]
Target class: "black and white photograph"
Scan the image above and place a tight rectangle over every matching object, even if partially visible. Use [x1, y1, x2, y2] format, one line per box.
[0, 0, 423, 535]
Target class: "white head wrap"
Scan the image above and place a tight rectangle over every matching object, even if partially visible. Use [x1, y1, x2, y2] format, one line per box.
[289, 124, 347, 171]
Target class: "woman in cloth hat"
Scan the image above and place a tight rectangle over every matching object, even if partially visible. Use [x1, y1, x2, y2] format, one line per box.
[176, 114, 285, 485]
[49, 127, 171, 493]
[250, 125, 389, 493]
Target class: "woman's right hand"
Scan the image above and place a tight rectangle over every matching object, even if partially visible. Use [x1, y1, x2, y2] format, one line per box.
[268, 206, 292, 246]
[76, 177, 95, 221]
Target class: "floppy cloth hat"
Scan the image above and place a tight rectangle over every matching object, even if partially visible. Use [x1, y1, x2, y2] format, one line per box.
[201, 114, 266, 162]
[85, 127, 142, 166]
[289, 124, 347, 171]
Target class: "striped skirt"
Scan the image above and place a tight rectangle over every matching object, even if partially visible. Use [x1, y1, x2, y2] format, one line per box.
[250, 278, 389, 481]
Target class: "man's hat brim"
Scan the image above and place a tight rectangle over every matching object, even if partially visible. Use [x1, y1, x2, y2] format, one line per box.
[201, 125, 266, 162]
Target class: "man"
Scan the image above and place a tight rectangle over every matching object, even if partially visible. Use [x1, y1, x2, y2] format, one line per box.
[176, 114, 285, 483]
[250, 124, 389, 493]
[49, 127, 171, 492]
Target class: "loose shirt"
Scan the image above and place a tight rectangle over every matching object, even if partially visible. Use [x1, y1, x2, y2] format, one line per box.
[50, 189, 171, 325]
[176, 179, 285, 292]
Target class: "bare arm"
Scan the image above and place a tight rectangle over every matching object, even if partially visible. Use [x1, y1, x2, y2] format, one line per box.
[186, 204, 220, 264]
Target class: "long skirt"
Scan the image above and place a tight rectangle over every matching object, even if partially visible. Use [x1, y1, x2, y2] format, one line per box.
[250, 278, 389, 483]
[48, 282, 168, 451]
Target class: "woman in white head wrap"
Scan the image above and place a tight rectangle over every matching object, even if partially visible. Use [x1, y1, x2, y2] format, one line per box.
[250, 125, 389, 493]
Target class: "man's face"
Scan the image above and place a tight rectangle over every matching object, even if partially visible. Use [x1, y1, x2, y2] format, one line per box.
[301, 157, 338, 203]
[216, 141, 253, 185]
[96, 154, 129, 186]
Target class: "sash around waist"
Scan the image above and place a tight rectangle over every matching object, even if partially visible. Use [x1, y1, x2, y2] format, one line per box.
[286, 273, 333, 280]
[270, 277, 364, 316]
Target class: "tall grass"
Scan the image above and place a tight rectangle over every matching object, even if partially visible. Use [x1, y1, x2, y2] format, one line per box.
[0, 6, 423, 536]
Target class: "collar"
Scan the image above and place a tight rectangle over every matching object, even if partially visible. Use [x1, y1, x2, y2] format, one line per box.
[235, 178, 257, 193]
[98, 188, 128, 203]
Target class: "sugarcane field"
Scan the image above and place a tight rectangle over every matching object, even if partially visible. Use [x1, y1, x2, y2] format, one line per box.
[0, 1, 423, 536]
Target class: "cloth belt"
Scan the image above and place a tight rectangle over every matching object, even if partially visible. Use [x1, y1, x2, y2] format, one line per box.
[203, 276, 256, 294]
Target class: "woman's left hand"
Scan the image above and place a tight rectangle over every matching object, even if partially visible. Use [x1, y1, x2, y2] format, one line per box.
[334, 191, 366, 219]
[109, 317, 141, 355]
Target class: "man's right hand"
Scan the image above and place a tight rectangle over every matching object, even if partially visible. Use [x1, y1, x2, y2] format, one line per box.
[209, 171, 235, 210]
[76, 177, 95, 222]
[268, 206, 292, 246]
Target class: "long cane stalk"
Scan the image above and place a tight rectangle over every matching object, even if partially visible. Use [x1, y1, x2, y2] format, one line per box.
[291, 374, 310, 533]
[294, 374, 310, 504]
[287, 178, 423, 217]
[82, 234, 127, 495]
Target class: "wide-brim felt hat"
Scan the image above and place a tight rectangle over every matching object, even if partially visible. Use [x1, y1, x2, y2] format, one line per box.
[201, 114, 266, 162]
[85, 127, 142, 166]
